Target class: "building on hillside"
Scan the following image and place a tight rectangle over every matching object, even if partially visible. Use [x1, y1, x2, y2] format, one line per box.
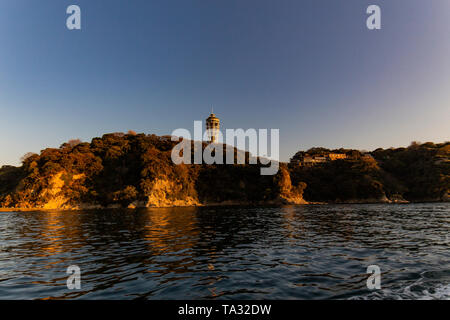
[328, 153, 347, 161]
[290, 152, 347, 167]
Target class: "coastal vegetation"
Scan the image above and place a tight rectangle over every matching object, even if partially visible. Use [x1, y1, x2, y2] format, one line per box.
[289, 142, 449, 203]
[0, 134, 448, 210]
[0, 132, 305, 209]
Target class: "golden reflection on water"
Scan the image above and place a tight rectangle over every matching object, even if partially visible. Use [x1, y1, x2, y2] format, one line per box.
[142, 207, 227, 298]
[141, 207, 201, 280]
[39, 212, 65, 256]
[281, 206, 306, 243]
[36, 211, 84, 259]
[143, 207, 199, 254]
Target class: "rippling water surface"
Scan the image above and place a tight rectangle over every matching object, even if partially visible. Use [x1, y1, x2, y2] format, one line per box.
[0, 204, 449, 300]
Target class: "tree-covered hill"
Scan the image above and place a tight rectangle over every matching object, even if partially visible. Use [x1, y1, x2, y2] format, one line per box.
[0, 132, 305, 209]
[289, 142, 449, 203]
[1, 135, 448, 209]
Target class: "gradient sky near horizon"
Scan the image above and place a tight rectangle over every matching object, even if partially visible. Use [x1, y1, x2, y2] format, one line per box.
[1, 0, 449, 166]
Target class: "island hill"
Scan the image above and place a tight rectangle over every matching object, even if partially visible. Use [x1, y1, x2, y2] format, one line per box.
[0, 132, 449, 210]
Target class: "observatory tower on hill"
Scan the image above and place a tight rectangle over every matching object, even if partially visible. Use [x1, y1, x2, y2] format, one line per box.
[206, 111, 220, 143]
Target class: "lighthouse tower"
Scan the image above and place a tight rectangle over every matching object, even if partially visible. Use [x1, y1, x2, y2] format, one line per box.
[206, 111, 220, 143]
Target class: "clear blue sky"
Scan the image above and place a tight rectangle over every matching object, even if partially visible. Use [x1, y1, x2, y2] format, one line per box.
[1, 0, 449, 165]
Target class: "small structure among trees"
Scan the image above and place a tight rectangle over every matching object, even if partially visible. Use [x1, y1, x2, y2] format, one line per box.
[290, 148, 351, 167]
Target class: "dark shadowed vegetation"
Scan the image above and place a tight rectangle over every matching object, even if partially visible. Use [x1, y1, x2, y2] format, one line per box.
[289, 142, 449, 203]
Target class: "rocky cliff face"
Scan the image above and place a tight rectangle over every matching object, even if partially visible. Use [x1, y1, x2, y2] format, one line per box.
[0, 166, 306, 210]
[274, 166, 307, 205]
[131, 178, 201, 208]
